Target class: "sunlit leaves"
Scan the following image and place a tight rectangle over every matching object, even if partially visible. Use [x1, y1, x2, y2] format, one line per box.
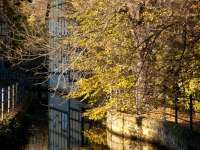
[83, 107, 107, 120]
[65, 0, 200, 118]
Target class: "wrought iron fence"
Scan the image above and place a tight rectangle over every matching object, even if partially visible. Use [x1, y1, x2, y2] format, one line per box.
[147, 94, 200, 133]
[0, 69, 26, 120]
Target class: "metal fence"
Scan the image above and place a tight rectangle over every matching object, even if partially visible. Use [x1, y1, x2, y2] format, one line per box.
[0, 68, 26, 120]
[170, 95, 200, 131]
[147, 94, 200, 133]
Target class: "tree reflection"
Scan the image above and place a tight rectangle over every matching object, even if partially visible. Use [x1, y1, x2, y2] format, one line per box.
[83, 127, 109, 150]
[83, 127, 169, 150]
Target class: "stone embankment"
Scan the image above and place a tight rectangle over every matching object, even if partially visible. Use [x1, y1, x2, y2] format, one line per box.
[107, 110, 200, 150]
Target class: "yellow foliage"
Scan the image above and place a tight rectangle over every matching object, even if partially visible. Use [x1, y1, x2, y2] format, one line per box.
[66, 0, 200, 117]
[28, 14, 36, 24]
[82, 107, 107, 120]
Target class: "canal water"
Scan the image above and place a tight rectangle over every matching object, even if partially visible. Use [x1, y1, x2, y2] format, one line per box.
[22, 89, 167, 150]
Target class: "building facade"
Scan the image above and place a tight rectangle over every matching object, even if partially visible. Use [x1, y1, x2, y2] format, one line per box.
[47, 0, 83, 149]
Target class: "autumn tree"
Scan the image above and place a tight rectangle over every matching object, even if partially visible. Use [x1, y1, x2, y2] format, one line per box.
[0, 0, 49, 74]
[1, 0, 199, 120]
[63, 0, 200, 120]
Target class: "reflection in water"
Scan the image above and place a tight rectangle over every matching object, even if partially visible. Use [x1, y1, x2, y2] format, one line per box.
[24, 128, 48, 149]
[23, 89, 48, 150]
[84, 127, 167, 150]
[84, 127, 109, 150]
[24, 91, 167, 150]
[107, 131, 168, 150]
[48, 93, 83, 149]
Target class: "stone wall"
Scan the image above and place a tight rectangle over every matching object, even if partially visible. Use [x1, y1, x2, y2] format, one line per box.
[107, 110, 200, 150]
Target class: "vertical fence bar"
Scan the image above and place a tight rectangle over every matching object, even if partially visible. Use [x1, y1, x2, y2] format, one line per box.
[12, 84, 15, 111]
[189, 94, 193, 130]
[21, 80, 23, 100]
[162, 91, 166, 121]
[1, 88, 4, 120]
[16, 82, 18, 104]
[174, 96, 178, 124]
[0, 71, 26, 120]
[8, 86, 10, 113]
[18, 82, 21, 103]
[23, 78, 25, 97]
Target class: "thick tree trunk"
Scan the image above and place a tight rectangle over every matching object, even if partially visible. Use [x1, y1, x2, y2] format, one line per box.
[135, 50, 148, 114]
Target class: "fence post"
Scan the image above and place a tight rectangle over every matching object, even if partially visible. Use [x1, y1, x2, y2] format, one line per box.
[1, 88, 4, 120]
[12, 84, 15, 111]
[162, 91, 166, 121]
[189, 94, 193, 130]
[18, 82, 21, 103]
[174, 96, 178, 124]
[16, 82, 18, 104]
[8, 86, 10, 113]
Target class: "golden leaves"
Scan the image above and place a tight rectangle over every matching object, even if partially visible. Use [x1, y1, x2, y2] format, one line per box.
[66, 0, 200, 116]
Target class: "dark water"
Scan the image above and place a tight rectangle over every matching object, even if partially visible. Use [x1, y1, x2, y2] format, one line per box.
[0, 86, 48, 149]
[22, 91, 167, 150]
[25, 126, 166, 150]
[81, 125, 169, 150]
[23, 90, 48, 149]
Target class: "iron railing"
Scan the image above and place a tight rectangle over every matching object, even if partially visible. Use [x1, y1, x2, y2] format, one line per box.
[147, 94, 200, 133]
[0, 68, 26, 120]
